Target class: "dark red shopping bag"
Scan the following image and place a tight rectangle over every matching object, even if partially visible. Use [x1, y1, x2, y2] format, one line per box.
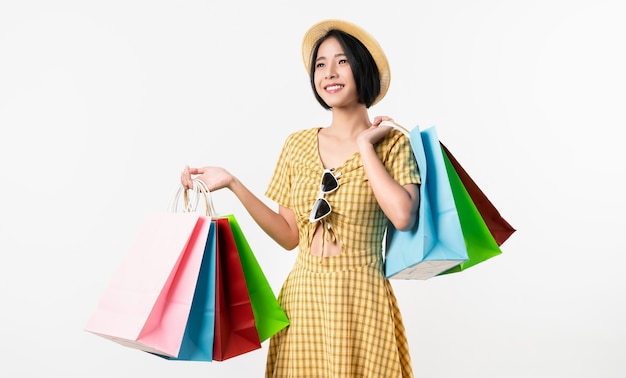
[440, 143, 516, 245]
[212, 217, 261, 361]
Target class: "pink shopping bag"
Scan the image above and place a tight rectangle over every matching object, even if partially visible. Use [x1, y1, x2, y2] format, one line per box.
[84, 212, 211, 357]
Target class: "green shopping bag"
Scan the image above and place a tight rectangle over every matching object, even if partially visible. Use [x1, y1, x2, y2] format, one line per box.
[225, 214, 290, 341]
[441, 143, 516, 246]
[438, 147, 503, 275]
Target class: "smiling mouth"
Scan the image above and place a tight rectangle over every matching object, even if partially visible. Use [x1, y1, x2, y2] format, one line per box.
[325, 84, 344, 91]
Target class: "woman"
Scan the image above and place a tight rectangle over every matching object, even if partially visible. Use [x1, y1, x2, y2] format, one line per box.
[181, 19, 420, 377]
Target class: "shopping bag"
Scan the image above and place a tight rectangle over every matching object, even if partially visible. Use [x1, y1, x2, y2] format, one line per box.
[157, 180, 284, 362]
[212, 217, 262, 361]
[84, 211, 211, 357]
[226, 214, 289, 341]
[158, 220, 217, 361]
[440, 143, 516, 245]
[437, 147, 504, 275]
[384, 124, 469, 279]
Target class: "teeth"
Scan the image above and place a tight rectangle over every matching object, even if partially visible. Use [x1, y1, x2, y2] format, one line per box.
[326, 85, 343, 91]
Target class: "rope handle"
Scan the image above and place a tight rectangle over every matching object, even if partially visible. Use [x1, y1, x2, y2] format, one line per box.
[169, 179, 217, 216]
[380, 120, 410, 137]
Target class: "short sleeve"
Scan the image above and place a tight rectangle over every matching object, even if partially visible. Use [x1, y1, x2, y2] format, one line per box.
[384, 130, 421, 186]
[265, 133, 295, 208]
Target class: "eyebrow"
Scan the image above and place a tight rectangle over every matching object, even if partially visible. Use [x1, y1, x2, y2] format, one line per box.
[315, 53, 348, 63]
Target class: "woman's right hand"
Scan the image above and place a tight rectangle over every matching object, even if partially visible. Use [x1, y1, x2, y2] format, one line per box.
[180, 165, 234, 192]
[182, 165, 299, 250]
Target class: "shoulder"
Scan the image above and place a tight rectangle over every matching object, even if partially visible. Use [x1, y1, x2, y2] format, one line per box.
[286, 127, 319, 141]
[374, 128, 412, 162]
[378, 128, 409, 149]
[281, 127, 320, 148]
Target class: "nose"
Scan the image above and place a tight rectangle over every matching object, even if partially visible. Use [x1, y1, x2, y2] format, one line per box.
[325, 66, 337, 79]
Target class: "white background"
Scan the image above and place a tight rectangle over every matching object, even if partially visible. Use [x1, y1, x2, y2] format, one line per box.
[1, 1, 624, 377]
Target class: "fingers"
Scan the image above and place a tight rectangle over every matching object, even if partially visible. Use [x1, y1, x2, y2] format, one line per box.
[372, 115, 395, 127]
[180, 165, 194, 189]
[181, 166, 213, 191]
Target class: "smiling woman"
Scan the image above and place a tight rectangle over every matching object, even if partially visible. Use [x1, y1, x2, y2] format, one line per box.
[181, 19, 420, 377]
[2, 1, 624, 377]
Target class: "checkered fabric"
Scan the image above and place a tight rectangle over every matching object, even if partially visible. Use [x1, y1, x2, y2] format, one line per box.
[264, 127, 420, 377]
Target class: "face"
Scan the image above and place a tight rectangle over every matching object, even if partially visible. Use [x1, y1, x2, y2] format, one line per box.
[313, 37, 359, 108]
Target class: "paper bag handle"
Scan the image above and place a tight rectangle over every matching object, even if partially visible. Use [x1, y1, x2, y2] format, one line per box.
[380, 120, 410, 137]
[169, 179, 217, 216]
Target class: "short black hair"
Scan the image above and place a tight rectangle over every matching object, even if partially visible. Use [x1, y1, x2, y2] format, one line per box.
[308, 29, 381, 109]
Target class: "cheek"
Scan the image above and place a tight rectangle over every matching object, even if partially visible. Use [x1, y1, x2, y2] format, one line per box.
[313, 71, 323, 84]
[313, 75, 324, 93]
[341, 67, 355, 82]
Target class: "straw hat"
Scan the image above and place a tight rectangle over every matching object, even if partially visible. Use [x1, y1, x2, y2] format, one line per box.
[301, 19, 390, 105]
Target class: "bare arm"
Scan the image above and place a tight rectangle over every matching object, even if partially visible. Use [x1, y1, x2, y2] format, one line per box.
[181, 166, 299, 250]
[357, 117, 420, 231]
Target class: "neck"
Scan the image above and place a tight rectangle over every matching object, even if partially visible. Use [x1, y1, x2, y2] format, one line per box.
[328, 105, 371, 135]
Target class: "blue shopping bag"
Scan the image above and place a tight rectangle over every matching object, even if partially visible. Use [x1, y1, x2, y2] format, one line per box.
[159, 220, 217, 361]
[385, 125, 468, 279]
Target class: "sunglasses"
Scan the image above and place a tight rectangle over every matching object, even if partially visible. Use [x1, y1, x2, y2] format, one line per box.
[309, 168, 340, 222]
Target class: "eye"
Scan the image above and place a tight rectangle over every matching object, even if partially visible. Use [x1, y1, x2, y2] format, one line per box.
[338, 59, 348, 65]
[315, 62, 326, 69]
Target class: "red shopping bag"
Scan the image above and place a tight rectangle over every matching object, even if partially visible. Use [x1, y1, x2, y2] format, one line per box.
[212, 217, 261, 361]
[84, 212, 211, 357]
[440, 143, 516, 245]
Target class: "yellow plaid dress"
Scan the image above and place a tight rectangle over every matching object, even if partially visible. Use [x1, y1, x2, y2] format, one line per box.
[265, 127, 420, 378]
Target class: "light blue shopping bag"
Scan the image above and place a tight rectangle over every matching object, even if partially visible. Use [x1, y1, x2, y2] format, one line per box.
[385, 125, 468, 279]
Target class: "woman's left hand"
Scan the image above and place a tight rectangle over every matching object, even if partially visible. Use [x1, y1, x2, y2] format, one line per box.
[357, 115, 395, 147]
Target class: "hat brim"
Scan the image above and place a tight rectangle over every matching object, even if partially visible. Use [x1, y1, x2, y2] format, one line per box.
[301, 19, 390, 106]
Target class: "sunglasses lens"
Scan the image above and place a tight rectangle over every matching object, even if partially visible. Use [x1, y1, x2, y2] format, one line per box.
[310, 170, 338, 222]
[311, 198, 331, 221]
[321, 171, 338, 192]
